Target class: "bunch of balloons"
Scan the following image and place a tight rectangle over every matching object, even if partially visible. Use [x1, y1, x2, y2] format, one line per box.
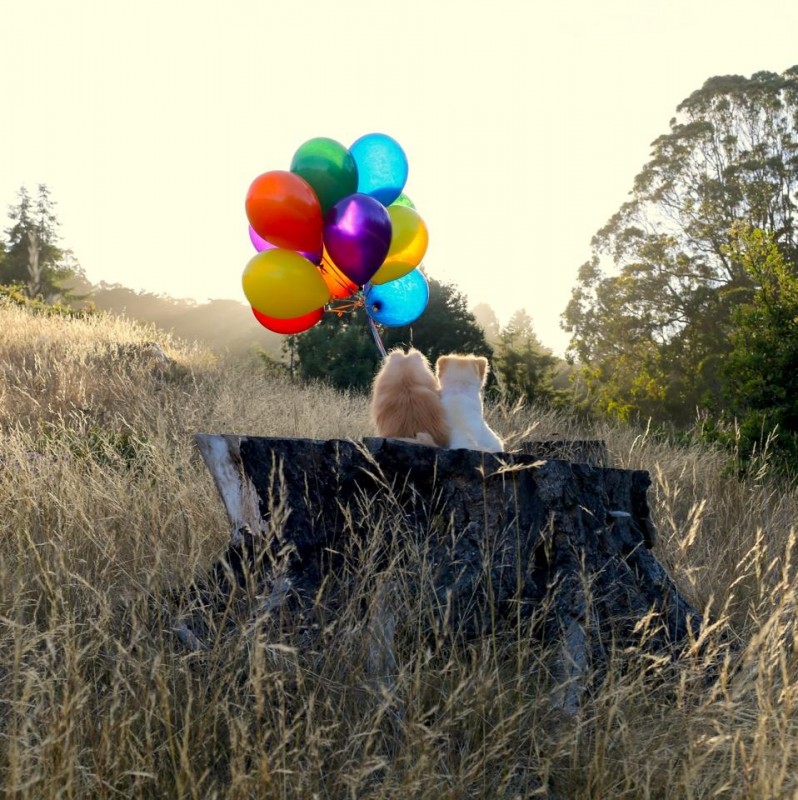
[242, 134, 430, 335]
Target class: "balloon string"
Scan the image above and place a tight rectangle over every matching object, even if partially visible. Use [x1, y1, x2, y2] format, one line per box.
[328, 297, 363, 315]
[319, 256, 356, 296]
[324, 292, 386, 360]
[367, 315, 387, 359]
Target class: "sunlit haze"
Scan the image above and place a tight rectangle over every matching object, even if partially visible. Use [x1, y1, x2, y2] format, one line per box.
[3, 0, 797, 354]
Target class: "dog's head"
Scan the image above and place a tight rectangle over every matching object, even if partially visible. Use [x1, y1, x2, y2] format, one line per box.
[379, 347, 437, 387]
[436, 354, 489, 388]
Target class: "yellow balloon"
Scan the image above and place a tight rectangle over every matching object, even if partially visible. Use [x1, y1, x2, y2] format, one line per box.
[242, 249, 331, 319]
[370, 259, 416, 285]
[384, 205, 428, 268]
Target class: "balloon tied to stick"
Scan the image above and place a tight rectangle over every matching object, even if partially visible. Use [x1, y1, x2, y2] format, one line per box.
[241, 133, 430, 351]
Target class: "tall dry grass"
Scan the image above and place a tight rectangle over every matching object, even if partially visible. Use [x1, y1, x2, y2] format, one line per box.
[1, 303, 798, 798]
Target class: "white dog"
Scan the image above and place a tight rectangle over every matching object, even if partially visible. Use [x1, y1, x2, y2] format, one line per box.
[436, 355, 504, 452]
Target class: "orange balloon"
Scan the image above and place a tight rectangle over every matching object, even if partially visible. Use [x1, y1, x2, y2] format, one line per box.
[252, 306, 324, 334]
[318, 248, 359, 298]
[245, 170, 323, 253]
[383, 205, 428, 268]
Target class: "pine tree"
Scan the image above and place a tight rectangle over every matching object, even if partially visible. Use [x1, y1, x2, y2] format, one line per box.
[1, 184, 77, 299]
[494, 310, 561, 405]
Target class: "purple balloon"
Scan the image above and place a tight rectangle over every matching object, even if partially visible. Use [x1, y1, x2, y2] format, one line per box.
[322, 193, 392, 285]
[248, 225, 322, 264]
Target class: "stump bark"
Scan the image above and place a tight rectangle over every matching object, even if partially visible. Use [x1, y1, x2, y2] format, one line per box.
[190, 434, 700, 698]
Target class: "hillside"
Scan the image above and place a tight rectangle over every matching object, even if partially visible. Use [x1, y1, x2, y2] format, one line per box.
[2, 301, 798, 798]
[81, 282, 285, 358]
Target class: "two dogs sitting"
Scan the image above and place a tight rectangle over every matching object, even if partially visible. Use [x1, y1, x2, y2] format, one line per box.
[370, 348, 504, 452]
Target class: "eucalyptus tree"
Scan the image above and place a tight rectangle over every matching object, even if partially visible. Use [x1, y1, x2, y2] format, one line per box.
[564, 67, 798, 422]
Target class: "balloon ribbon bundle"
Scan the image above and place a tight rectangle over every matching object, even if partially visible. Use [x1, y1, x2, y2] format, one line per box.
[325, 291, 388, 359]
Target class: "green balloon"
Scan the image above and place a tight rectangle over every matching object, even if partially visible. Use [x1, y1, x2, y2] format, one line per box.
[290, 137, 359, 215]
[391, 192, 415, 209]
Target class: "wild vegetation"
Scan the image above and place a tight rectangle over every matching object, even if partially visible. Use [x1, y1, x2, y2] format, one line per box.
[2, 300, 798, 799]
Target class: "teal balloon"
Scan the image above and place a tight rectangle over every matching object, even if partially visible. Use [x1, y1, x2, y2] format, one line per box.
[365, 269, 429, 327]
[350, 133, 408, 206]
[290, 137, 358, 215]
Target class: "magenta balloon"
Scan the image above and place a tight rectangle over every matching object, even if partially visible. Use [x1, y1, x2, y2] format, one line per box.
[248, 225, 321, 264]
[322, 193, 392, 285]
[249, 225, 275, 252]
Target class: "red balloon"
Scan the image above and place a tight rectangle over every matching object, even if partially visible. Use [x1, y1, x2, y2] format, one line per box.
[246, 171, 323, 253]
[251, 306, 324, 334]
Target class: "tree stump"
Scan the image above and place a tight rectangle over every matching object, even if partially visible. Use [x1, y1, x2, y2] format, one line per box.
[189, 434, 701, 711]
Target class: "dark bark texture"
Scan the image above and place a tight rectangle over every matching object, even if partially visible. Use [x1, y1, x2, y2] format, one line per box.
[190, 435, 700, 674]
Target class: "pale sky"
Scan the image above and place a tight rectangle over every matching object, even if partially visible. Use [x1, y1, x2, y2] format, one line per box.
[2, 0, 797, 354]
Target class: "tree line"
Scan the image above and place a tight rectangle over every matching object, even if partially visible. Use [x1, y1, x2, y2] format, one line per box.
[285, 278, 567, 406]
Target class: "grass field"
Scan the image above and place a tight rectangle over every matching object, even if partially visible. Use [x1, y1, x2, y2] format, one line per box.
[1, 302, 798, 798]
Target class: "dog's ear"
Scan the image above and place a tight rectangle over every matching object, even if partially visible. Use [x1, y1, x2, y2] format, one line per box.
[408, 348, 430, 368]
[474, 356, 489, 384]
[435, 356, 451, 378]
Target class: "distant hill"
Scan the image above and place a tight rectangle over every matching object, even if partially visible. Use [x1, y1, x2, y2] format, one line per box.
[83, 282, 284, 357]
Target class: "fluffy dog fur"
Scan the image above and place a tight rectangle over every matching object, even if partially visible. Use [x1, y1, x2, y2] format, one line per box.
[436, 354, 504, 452]
[370, 348, 450, 447]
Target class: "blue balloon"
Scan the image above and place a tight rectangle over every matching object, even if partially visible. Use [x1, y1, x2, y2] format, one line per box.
[350, 133, 408, 207]
[365, 269, 429, 327]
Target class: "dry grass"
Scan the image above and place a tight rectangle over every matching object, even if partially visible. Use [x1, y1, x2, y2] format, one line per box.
[2, 303, 798, 798]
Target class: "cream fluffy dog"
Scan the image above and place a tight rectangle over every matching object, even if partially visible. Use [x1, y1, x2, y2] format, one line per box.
[370, 348, 450, 446]
[436, 355, 504, 452]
